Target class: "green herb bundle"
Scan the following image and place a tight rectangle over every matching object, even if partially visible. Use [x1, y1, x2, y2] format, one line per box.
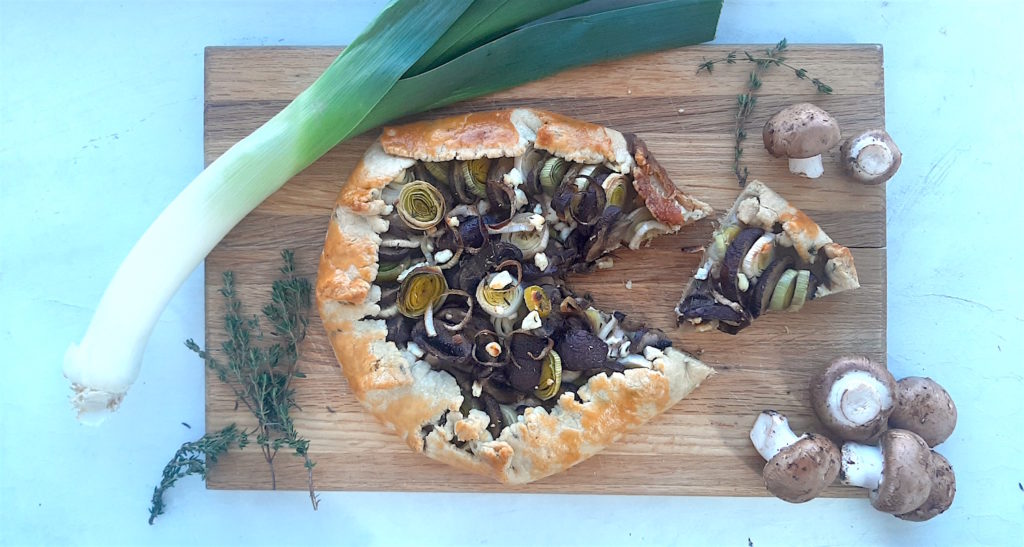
[148, 251, 315, 524]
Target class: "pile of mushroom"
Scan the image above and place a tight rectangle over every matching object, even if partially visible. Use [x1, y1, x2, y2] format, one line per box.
[749, 356, 958, 521]
[762, 103, 903, 184]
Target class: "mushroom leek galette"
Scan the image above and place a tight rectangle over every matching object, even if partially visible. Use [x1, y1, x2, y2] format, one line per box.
[317, 109, 715, 484]
[675, 180, 860, 334]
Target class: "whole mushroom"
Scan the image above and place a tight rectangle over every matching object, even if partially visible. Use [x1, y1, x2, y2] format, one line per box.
[896, 451, 956, 521]
[763, 103, 842, 178]
[840, 429, 933, 514]
[840, 129, 902, 185]
[811, 356, 897, 443]
[749, 410, 841, 503]
[888, 376, 958, 448]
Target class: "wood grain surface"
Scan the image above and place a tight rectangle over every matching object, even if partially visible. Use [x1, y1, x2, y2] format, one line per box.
[204, 45, 885, 496]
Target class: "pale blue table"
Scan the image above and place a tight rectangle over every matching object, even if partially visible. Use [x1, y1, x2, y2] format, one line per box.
[2, 1, 1021, 545]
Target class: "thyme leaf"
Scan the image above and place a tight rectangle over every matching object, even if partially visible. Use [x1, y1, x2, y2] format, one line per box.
[696, 38, 834, 186]
[148, 250, 317, 524]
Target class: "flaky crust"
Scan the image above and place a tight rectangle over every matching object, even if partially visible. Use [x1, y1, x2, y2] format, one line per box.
[726, 180, 859, 296]
[318, 109, 714, 483]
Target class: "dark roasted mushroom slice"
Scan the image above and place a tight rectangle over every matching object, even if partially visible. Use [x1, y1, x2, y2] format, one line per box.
[583, 205, 623, 262]
[719, 227, 765, 301]
[472, 330, 508, 367]
[678, 301, 745, 324]
[411, 319, 473, 366]
[481, 393, 505, 439]
[457, 215, 487, 251]
[386, 314, 413, 348]
[748, 256, 795, 318]
[556, 328, 610, 371]
[506, 355, 542, 393]
[377, 244, 414, 263]
[569, 178, 608, 227]
[480, 376, 521, 405]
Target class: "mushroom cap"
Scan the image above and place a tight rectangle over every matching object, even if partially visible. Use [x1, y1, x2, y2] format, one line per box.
[762, 434, 841, 503]
[762, 103, 842, 159]
[871, 429, 933, 514]
[810, 356, 897, 443]
[889, 376, 957, 447]
[839, 129, 902, 184]
[896, 451, 956, 522]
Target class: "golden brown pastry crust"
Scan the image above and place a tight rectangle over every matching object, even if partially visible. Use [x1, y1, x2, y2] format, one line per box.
[317, 108, 714, 484]
[729, 180, 859, 296]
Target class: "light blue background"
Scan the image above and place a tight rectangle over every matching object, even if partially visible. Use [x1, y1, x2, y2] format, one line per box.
[2, 1, 1022, 545]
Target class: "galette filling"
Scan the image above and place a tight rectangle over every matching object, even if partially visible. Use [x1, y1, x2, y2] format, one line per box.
[374, 145, 676, 440]
[676, 219, 830, 334]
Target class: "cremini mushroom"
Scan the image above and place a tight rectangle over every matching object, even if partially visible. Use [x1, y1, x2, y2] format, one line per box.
[840, 429, 933, 514]
[888, 377, 957, 447]
[896, 451, 956, 521]
[749, 410, 841, 503]
[839, 129, 902, 185]
[763, 103, 841, 178]
[811, 356, 897, 443]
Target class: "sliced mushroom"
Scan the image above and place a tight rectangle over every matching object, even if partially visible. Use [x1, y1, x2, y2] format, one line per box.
[888, 377, 957, 447]
[481, 393, 505, 439]
[411, 319, 473, 367]
[749, 410, 841, 503]
[811, 356, 897, 443]
[719, 227, 765, 301]
[472, 330, 508, 367]
[840, 429, 933, 514]
[556, 328, 610, 371]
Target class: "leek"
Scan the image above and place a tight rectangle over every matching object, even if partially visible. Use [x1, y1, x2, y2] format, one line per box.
[63, 0, 476, 424]
[65, 0, 722, 424]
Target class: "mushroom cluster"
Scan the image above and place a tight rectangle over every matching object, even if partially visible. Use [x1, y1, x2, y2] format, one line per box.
[374, 142, 681, 445]
[749, 356, 958, 521]
[762, 103, 903, 184]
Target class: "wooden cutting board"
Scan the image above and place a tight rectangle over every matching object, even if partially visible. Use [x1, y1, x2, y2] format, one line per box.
[204, 45, 885, 496]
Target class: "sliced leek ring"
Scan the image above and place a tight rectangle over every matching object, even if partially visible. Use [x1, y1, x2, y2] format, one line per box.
[424, 161, 450, 184]
[524, 285, 552, 318]
[627, 219, 672, 249]
[397, 180, 446, 231]
[375, 259, 410, 283]
[461, 159, 490, 198]
[768, 268, 799, 312]
[504, 223, 549, 259]
[602, 173, 629, 208]
[476, 272, 524, 318]
[741, 234, 776, 279]
[534, 350, 562, 400]
[539, 156, 567, 195]
[397, 266, 447, 318]
[787, 269, 812, 312]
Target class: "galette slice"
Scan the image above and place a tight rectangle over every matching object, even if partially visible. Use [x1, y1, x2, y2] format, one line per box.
[675, 180, 860, 334]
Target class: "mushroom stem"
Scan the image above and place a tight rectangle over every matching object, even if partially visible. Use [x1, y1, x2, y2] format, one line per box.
[750, 410, 803, 461]
[839, 442, 884, 490]
[847, 136, 893, 177]
[827, 370, 893, 428]
[788, 155, 825, 179]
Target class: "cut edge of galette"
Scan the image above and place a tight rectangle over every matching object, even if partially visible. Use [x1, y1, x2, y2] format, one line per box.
[674, 179, 860, 335]
[317, 108, 714, 484]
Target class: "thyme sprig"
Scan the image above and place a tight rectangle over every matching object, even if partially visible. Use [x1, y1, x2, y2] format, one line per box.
[696, 38, 833, 186]
[148, 250, 317, 524]
[148, 424, 248, 524]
